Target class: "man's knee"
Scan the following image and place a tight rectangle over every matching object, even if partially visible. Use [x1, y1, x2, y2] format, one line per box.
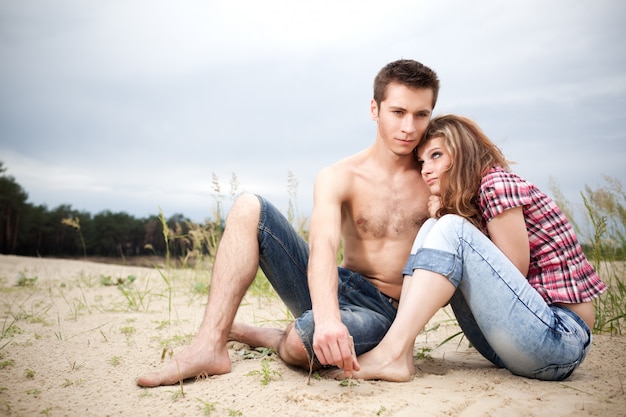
[226, 193, 261, 226]
[230, 193, 260, 214]
[278, 324, 310, 367]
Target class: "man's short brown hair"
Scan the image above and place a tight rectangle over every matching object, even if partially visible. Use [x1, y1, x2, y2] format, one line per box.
[373, 59, 440, 109]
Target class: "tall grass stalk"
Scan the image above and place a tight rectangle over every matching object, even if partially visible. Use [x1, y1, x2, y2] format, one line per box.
[61, 216, 87, 258]
[553, 177, 626, 335]
[158, 207, 171, 267]
[0, 312, 19, 350]
[583, 182, 626, 334]
[155, 211, 174, 323]
[287, 170, 308, 238]
[155, 265, 172, 324]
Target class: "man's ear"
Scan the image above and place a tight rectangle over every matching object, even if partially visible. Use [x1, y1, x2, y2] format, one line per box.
[370, 98, 379, 121]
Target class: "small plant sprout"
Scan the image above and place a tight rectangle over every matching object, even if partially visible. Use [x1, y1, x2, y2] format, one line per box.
[15, 272, 37, 287]
[161, 347, 174, 361]
[108, 356, 121, 366]
[67, 359, 84, 372]
[246, 358, 282, 386]
[197, 398, 219, 416]
[120, 326, 136, 337]
[0, 359, 15, 369]
[414, 347, 432, 360]
[24, 368, 35, 379]
[339, 378, 359, 387]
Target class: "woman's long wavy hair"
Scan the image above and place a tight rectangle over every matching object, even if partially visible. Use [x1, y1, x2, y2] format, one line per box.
[420, 114, 511, 230]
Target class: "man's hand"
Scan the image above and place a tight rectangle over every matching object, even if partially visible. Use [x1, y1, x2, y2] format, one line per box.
[428, 195, 441, 218]
[312, 319, 359, 376]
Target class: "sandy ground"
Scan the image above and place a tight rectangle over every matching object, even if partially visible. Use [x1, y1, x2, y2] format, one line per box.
[0, 254, 624, 417]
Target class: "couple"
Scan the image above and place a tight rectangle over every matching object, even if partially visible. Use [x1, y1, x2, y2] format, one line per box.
[137, 59, 605, 387]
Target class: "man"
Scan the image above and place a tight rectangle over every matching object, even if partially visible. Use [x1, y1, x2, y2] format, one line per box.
[137, 59, 439, 387]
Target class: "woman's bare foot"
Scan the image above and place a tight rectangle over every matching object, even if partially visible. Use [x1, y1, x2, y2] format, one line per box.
[136, 341, 232, 387]
[329, 346, 415, 382]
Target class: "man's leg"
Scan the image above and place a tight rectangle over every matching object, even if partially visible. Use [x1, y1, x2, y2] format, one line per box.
[231, 268, 403, 372]
[230, 322, 311, 368]
[136, 194, 264, 387]
[228, 195, 314, 369]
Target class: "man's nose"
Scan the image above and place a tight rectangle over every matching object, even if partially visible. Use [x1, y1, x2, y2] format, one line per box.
[402, 115, 416, 133]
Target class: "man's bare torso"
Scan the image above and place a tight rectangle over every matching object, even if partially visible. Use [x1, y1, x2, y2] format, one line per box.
[336, 151, 430, 300]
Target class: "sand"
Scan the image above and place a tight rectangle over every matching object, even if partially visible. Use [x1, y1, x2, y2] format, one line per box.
[0, 254, 624, 417]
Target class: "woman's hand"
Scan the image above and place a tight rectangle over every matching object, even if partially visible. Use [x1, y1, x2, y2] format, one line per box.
[428, 195, 441, 218]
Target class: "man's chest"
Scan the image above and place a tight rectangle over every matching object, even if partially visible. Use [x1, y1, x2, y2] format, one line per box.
[348, 191, 425, 238]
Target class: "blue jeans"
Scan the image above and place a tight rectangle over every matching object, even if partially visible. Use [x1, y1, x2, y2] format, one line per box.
[403, 216, 591, 381]
[255, 196, 398, 365]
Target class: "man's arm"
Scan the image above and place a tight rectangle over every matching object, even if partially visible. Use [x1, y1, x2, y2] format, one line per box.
[307, 166, 359, 374]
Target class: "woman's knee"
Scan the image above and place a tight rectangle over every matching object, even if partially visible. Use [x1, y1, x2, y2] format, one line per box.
[430, 214, 484, 246]
[437, 214, 466, 231]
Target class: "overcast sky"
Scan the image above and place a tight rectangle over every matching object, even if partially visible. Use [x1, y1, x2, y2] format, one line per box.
[1, 0, 624, 225]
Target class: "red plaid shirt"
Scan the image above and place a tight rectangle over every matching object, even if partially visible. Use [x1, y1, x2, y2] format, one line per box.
[479, 166, 606, 304]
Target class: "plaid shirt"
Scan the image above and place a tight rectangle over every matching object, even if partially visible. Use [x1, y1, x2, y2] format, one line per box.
[479, 166, 606, 304]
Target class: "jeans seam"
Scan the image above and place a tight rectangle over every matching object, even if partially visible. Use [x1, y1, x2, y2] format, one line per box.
[257, 194, 308, 277]
[461, 235, 554, 330]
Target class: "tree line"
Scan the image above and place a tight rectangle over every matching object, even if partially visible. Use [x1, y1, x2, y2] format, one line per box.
[2, 159, 623, 262]
[0, 162, 217, 259]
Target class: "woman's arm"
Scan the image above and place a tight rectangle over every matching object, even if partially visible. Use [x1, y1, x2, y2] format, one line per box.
[486, 206, 530, 276]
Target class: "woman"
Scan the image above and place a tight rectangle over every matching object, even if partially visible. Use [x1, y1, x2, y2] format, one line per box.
[346, 114, 606, 382]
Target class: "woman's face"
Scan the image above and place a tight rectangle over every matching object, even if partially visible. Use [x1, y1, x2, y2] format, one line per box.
[416, 136, 451, 195]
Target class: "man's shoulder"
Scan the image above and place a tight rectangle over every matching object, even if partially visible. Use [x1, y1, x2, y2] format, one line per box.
[318, 149, 369, 179]
[330, 148, 370, 168]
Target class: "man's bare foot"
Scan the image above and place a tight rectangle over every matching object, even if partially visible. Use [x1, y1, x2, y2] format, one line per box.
[328, 347, 415, 382]
[229, 322, 284, 350]
[136, 342, 231, 387]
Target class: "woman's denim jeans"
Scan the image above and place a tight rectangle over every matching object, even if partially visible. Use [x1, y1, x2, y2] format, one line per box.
[403, 216, 591, 381]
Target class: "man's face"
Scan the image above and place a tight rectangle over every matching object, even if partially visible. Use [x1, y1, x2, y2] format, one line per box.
[370, 83, 434, 156]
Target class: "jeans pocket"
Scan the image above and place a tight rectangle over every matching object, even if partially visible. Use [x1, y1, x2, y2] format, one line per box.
[530, 360, 579, 381]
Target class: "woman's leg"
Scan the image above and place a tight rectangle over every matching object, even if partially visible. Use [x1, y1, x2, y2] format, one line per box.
[334, 270, 454, 381]
[448, 289, 505, 368]
[345, 219, 456, 381]
[413, 215, 591, 380]
[350, 215, 590, 381]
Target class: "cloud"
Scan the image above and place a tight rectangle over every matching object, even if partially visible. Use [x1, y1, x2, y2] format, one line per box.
[0, 0, 624, 223]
